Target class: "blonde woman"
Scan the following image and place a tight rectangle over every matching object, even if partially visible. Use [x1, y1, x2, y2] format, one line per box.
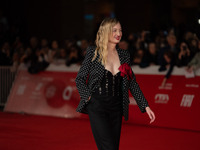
[75, 18, 155, 150]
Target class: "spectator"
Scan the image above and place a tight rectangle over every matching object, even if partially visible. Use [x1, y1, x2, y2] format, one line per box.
[118, 39, 136, 62]
[21, 36, 39, 65]
[155, 30, 167, 49]
[127, 33, 137, 60]
[54, 48, 67, 64]
[140, 42, 158, 68]
[28, 48, 49, 74]
[186, 41, 200, 73]
[40, 38, 50, 62]
[28, 36, 39, 51]
[17, 46, 25, 63]
[131, 48, 144, 65]
[66, 45, 82, 66]
[127, 32, 137, 49]
[20, 47, 32, 65]
[188, 38, 199, 58]
[176, 41, 192, 67]
[158, 33, 178, 66]
[80, 39, 89, 56]
[0, 42, 12, 66]
[48, 40, 60, 63]
[118, 40, 129, 50]
[135, 30, 150, 50]
[10, 52, 20, 72]
[12, 36, 23, 52]
[159, 50, 175, 87]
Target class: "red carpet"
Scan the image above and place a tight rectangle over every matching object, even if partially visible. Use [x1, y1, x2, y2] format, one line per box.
[0, 112, 200, 150]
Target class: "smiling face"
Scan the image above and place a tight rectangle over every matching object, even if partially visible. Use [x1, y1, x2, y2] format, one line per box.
[108, 23, 122, 44]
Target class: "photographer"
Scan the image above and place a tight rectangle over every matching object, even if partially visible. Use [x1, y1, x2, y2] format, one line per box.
[28, 48, 49, 74]
[176, 41, 192, 67]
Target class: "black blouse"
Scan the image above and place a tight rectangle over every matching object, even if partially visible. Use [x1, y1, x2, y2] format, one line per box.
[93, 69, 122, 97]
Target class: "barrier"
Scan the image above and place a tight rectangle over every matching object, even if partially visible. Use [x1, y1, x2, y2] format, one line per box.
[4, 64, 200, 131]
[0, 66, 17, 106]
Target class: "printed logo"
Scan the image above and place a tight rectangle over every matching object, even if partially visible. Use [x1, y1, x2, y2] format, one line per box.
[35, 83, 43, 91]
[158, 83, 173, 90]
[180, 94, 194, 107]
[185, 84, 199, 88]
[155, 94, 169, 104]
[63, 86, 73, 100]
[16, 85, 26, 95]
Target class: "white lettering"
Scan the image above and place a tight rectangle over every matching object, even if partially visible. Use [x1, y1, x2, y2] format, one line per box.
[155, 94, 169, 104]
[35, 83, 43, 91]
[63, 86, 72, 100]
[180, 94, 194, 107]
[16, 85, 26, 95]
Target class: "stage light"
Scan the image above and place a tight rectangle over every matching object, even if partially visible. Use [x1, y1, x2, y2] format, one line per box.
[198, 19, 200, 24]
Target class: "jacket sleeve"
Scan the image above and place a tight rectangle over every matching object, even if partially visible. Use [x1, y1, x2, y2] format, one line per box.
[75, 46, 94, 103]
[129, 72, 149, 113]
[127, 51, 149, 113]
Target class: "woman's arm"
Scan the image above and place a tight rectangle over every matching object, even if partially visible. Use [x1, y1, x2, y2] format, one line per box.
[127, 51, 155, 123]
[129, 74, 149, 112]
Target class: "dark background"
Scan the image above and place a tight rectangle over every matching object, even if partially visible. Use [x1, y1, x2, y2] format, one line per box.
[1, 0, 200, 43]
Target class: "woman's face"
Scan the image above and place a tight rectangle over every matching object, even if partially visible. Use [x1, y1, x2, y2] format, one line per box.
[52, 41, 58, 49]
[180, 42, 188, 53]
[149, 43, 156, 54]
[108, 23, 122, 44]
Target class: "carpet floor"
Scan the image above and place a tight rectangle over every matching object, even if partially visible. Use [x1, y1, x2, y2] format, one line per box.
[0, 112, 200, 150]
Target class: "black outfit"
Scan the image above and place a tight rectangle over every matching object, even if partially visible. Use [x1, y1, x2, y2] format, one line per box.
[76, 46, 149, 150]
[140, 51, 158, 68]
[176, 54, 193, 67]
[87, 69, 123, 150]
[75, 46, 149, 121]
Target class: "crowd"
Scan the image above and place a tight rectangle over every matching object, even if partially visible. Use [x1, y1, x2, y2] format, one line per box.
[0, 36, 90, 73]
[118, 29, 200, 86]
[0, 23, 200, 86]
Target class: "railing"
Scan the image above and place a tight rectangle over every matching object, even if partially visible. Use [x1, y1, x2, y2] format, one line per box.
[0, 66, 17, 107]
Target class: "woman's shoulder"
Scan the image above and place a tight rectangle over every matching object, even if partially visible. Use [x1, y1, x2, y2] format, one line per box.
[87, 45, 96, 52]
[84, 45, 96, 57]
[117, 47, 130, 57]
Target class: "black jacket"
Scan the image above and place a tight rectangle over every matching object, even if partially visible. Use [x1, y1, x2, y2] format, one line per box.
[75, 46, 149, 120]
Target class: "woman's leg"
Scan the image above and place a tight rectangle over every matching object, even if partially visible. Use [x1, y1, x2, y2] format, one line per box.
[88, 110, 116, 150]
[87, 96, 122, 150]
[109, 110, 122, 150]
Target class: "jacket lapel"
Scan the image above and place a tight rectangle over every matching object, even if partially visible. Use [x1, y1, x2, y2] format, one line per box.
[117, 48, 126, 65]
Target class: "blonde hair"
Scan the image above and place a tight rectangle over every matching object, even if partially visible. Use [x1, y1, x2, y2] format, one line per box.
[92, 18, 120, 66]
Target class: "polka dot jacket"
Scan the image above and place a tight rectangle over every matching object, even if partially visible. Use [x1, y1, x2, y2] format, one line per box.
[75, 46, 149, 121]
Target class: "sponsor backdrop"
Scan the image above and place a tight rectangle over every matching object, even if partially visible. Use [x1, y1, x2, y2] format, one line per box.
[4, 64, 200, 131]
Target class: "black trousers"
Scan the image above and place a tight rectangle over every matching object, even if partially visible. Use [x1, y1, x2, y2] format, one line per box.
[87, 94, 123, 150]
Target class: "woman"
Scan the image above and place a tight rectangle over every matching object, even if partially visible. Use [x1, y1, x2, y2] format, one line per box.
[75, 18, 155, 150]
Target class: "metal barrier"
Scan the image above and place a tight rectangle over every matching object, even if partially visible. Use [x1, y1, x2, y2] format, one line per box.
[0, 66, 17, 106]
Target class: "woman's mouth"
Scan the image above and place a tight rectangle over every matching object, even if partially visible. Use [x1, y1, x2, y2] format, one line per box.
[115, 36, 120, 40]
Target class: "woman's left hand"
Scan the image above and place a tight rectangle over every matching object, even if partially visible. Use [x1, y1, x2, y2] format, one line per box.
[145, 107, 155, 124]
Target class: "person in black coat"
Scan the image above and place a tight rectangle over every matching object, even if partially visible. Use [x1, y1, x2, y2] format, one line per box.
[75, 18, 155, 150]
[176, 41, 192, 67]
